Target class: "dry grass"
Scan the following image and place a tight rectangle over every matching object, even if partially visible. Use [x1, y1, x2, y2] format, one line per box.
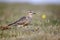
[0, 3, 60, 40]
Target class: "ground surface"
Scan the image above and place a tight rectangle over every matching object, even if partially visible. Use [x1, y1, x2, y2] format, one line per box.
[0, 3, 60, 40]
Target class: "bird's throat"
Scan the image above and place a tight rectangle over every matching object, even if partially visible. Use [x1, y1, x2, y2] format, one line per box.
[28, 14, 32, 18]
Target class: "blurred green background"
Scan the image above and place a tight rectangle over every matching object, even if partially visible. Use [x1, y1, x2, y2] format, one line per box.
[0, 3, 60, 40]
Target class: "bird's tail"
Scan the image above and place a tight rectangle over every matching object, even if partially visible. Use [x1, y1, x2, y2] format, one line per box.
[7, 22, 16, 26]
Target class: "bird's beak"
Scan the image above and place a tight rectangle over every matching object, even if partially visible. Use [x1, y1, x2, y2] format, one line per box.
[33, 13, 36, 14]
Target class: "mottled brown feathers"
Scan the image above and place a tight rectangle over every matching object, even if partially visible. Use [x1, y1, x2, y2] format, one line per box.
[8, 16, 32, 27]
[0, 11, 36, 30]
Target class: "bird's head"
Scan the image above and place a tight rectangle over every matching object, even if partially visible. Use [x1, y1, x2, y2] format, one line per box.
[27, 10, 36, 18]
[28, 10, 36, 15]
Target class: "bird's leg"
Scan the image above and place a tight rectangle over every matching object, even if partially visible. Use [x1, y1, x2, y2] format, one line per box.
[17, 25, 23, 28]
[24, 26, 28, 28]
[23, 25, 29, 28]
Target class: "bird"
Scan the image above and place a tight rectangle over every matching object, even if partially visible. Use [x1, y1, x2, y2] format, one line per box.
[7, 10, 36, 27]
[8, 11, 36, 27]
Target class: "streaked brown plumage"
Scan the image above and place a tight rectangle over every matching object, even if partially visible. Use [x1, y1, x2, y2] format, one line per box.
[0, 11, 36, 30]
[8, 11, 36, 27]
[8, 16, 32, 27]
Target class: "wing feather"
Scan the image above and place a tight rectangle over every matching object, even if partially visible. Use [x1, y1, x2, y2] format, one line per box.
[16, 16, 27, 25]
[8, 16, 27, 26]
